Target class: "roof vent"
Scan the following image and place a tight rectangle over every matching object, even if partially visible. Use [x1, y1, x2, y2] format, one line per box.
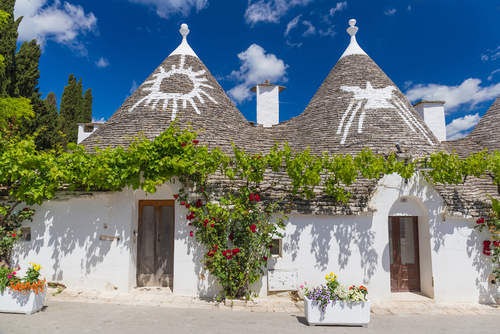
[340, 19, 367, 59]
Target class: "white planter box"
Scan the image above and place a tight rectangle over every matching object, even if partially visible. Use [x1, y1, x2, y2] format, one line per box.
[304, 297, 370, 327]
[0, 289, 46, 315]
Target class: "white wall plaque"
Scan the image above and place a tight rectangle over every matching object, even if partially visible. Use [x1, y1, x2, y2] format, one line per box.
[267, 269, 298, 291]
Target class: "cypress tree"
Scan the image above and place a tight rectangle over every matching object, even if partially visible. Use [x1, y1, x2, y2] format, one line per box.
[0, 0, 22, 97]
[29, 93, 61, 150]
[13, 40, 41, 98]
[81, 88, 92, 123]
[59, 74, 81, 144]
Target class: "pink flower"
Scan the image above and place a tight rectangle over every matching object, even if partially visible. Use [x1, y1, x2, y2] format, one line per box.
[300, 285, 304, 289]
[12, 272, 16, 275]
[7, 275, 12, 279]
[304, 281, 307, 285]
[190, 231, 193, 237]
[181, 201, 185, 206]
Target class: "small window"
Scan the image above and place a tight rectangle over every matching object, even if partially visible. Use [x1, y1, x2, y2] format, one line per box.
[270, 238, 282, 258]
[83, 125, 94, 133]
[20, 226, 31, 241]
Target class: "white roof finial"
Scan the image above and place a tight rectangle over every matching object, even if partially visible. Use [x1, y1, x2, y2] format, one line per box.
[340, 19, 367, 59]
[180, 23, 190, 38]
[169, 23, 198, 58]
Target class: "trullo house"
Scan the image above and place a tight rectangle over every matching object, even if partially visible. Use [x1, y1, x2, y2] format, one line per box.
[12, 20, 500, 303]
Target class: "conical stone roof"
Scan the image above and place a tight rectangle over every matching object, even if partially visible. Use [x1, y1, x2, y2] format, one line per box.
[82, 25, 261, 152]
[278, 20, 442, 156]
[467, 94, 500, 151]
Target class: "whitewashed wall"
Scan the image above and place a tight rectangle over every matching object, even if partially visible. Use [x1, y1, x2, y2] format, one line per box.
[11, 174, 500, 302]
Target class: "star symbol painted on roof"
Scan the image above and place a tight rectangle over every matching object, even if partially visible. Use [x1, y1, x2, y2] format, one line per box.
[341, 82, 396, 109]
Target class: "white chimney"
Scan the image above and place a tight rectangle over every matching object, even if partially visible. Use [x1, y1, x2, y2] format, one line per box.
[77, 123, 100, 144]
[413, 100, 446, 142]
[250, 80, 285, 127]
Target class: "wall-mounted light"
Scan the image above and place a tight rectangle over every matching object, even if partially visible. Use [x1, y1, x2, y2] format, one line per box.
[417, 158, 434, 172]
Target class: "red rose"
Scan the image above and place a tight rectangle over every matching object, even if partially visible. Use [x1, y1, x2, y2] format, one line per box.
[181, 143, 186, 147]
[255, 194, 260, 202]
[269, 245, 274, 249]
[210, 223, 215, 227]
[192, 140, 199, 145]
[484, 240, 491, 247]
[249, 193, 254, 201]
[200, 189, 204, 192]
[23, 208, 29, 211]
[226, 255, 232, 260]
[174, 194, 178, 199]
[214, 245, 218, 249]
[222, 251, 227, 256]
[190, 231, 193, 237]
[494, 241, 499, 247]
[188, 223, 192, 226]
[185, 204, 190, 208]
[12, 234, 16, 237]
[181, 201, 185, 206]
[263, 257, 267, 261]
[250, 224, 256, 230]
[487, 252, 491, 256]
[229, 233, 234, 241]
[212, 217, 215, 221]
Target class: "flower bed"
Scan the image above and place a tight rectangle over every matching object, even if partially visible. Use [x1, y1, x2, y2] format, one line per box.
[301, 273, 370, 327]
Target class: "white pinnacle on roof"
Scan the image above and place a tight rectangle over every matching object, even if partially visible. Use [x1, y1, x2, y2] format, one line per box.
[169, 23, 198, 58]
[340, 19, 367, 59]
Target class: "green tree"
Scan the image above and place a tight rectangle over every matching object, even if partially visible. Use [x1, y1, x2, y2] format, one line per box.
[12, 40, 41, 99]
[59, 74, 83, 145]
[29, 93, 61, 150]
[0, 0, 22, 97]
[81, 88, 92, 123]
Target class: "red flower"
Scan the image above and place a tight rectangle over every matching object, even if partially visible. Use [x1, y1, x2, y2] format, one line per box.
[23, 208, 29, 211]
[185, 204, 190, 208]
[254, 194, 260, 202]
[181, 201, 185, 206]
[269, 245, 274, 249]
[214, 245, 218, 250]
[484, 240, 491, 247]
[249, 193, 254, 201]
[212, 217, 215, 221]
[12, 234, 16, 237]
[476, 217, 485, 224]
[190, 231, 193, 237]
[200, 189, 204, 192]
[250, 224, 256, 230]
[195, 199, 203, 208]
[192, 140, 199, 145]
[222, 251, 227, 256]
[174, 194, 178, 199]
[188, 223, 192, 226]
[232, 248, 240, 254]
[494, 241, 499, 247]
[263, 257, 267, 261]
[210, 223, 215, 227]
[228, 233, 234, 241]
[181, 143, 186, 147]
[226, 255, 232, 260]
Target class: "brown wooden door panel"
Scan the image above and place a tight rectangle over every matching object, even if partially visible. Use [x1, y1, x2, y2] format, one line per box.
[389, 216, 420, 292]
[137, 200, 175, 288]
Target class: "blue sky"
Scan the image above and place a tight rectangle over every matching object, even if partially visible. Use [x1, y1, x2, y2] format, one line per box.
[13, 0, 500, 140]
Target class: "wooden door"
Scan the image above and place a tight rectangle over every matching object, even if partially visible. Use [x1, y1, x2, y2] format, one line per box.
[389, 216, 420, 292]
[137, 200, 175, 288]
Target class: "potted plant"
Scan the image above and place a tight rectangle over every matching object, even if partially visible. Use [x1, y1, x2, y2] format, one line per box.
[0, 262, 46, 315]
[301, 272, 370, 327]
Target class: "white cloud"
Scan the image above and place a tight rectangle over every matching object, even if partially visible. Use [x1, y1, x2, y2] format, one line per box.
[284, 14, 301, 36]
[95, 57, 109, 68]
[407, 5, 411, 10]
[384, 8, 397, 16]
[91, 117, 106, 123]
[481, 46, 500, 61]
[227, 44, 288, 103]
[318, 27, 336, 38]
[488, 69, 500, 81]
[244, 0, 314, 26]
[127, 0, 208, 19]
[329, 2, 347, 16]
[446, 114, 481, 140]
[285, 40, 302, 48]
[405, 78, 500, 112]
[302, 20, 316, 37]
[125, 80, 139, 100]
[14, 0, 97, 55]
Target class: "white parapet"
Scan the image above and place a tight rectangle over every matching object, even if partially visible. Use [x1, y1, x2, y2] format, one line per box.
[413, 101, 446, 142]
[77, 123, 101, 144]
[251, 80, 285, 127]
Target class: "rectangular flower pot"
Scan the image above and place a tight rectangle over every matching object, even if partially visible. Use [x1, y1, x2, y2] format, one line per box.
[0, 289, 46, 315]
[304, 297, 370, 327]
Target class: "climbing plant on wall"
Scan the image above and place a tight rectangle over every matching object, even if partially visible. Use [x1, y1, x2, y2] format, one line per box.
[2, 122, 500, 297]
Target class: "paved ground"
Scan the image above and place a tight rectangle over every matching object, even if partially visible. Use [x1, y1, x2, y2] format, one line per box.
[1, 288, 500, 333]
[1, 299, 500, 334]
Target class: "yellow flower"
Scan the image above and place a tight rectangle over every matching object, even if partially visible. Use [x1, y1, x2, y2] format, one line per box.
[325, 275, 329, 280]
[330, 272, 334, 277]
[335, 275, 337, 278]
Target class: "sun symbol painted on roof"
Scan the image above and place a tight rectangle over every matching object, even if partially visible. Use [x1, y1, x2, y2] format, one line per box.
[129, 54, 217, 120]
[337, 82, 434, 145]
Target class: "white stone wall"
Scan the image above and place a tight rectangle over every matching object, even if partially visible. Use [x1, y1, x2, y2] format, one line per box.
[11, 174, 500, 302]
